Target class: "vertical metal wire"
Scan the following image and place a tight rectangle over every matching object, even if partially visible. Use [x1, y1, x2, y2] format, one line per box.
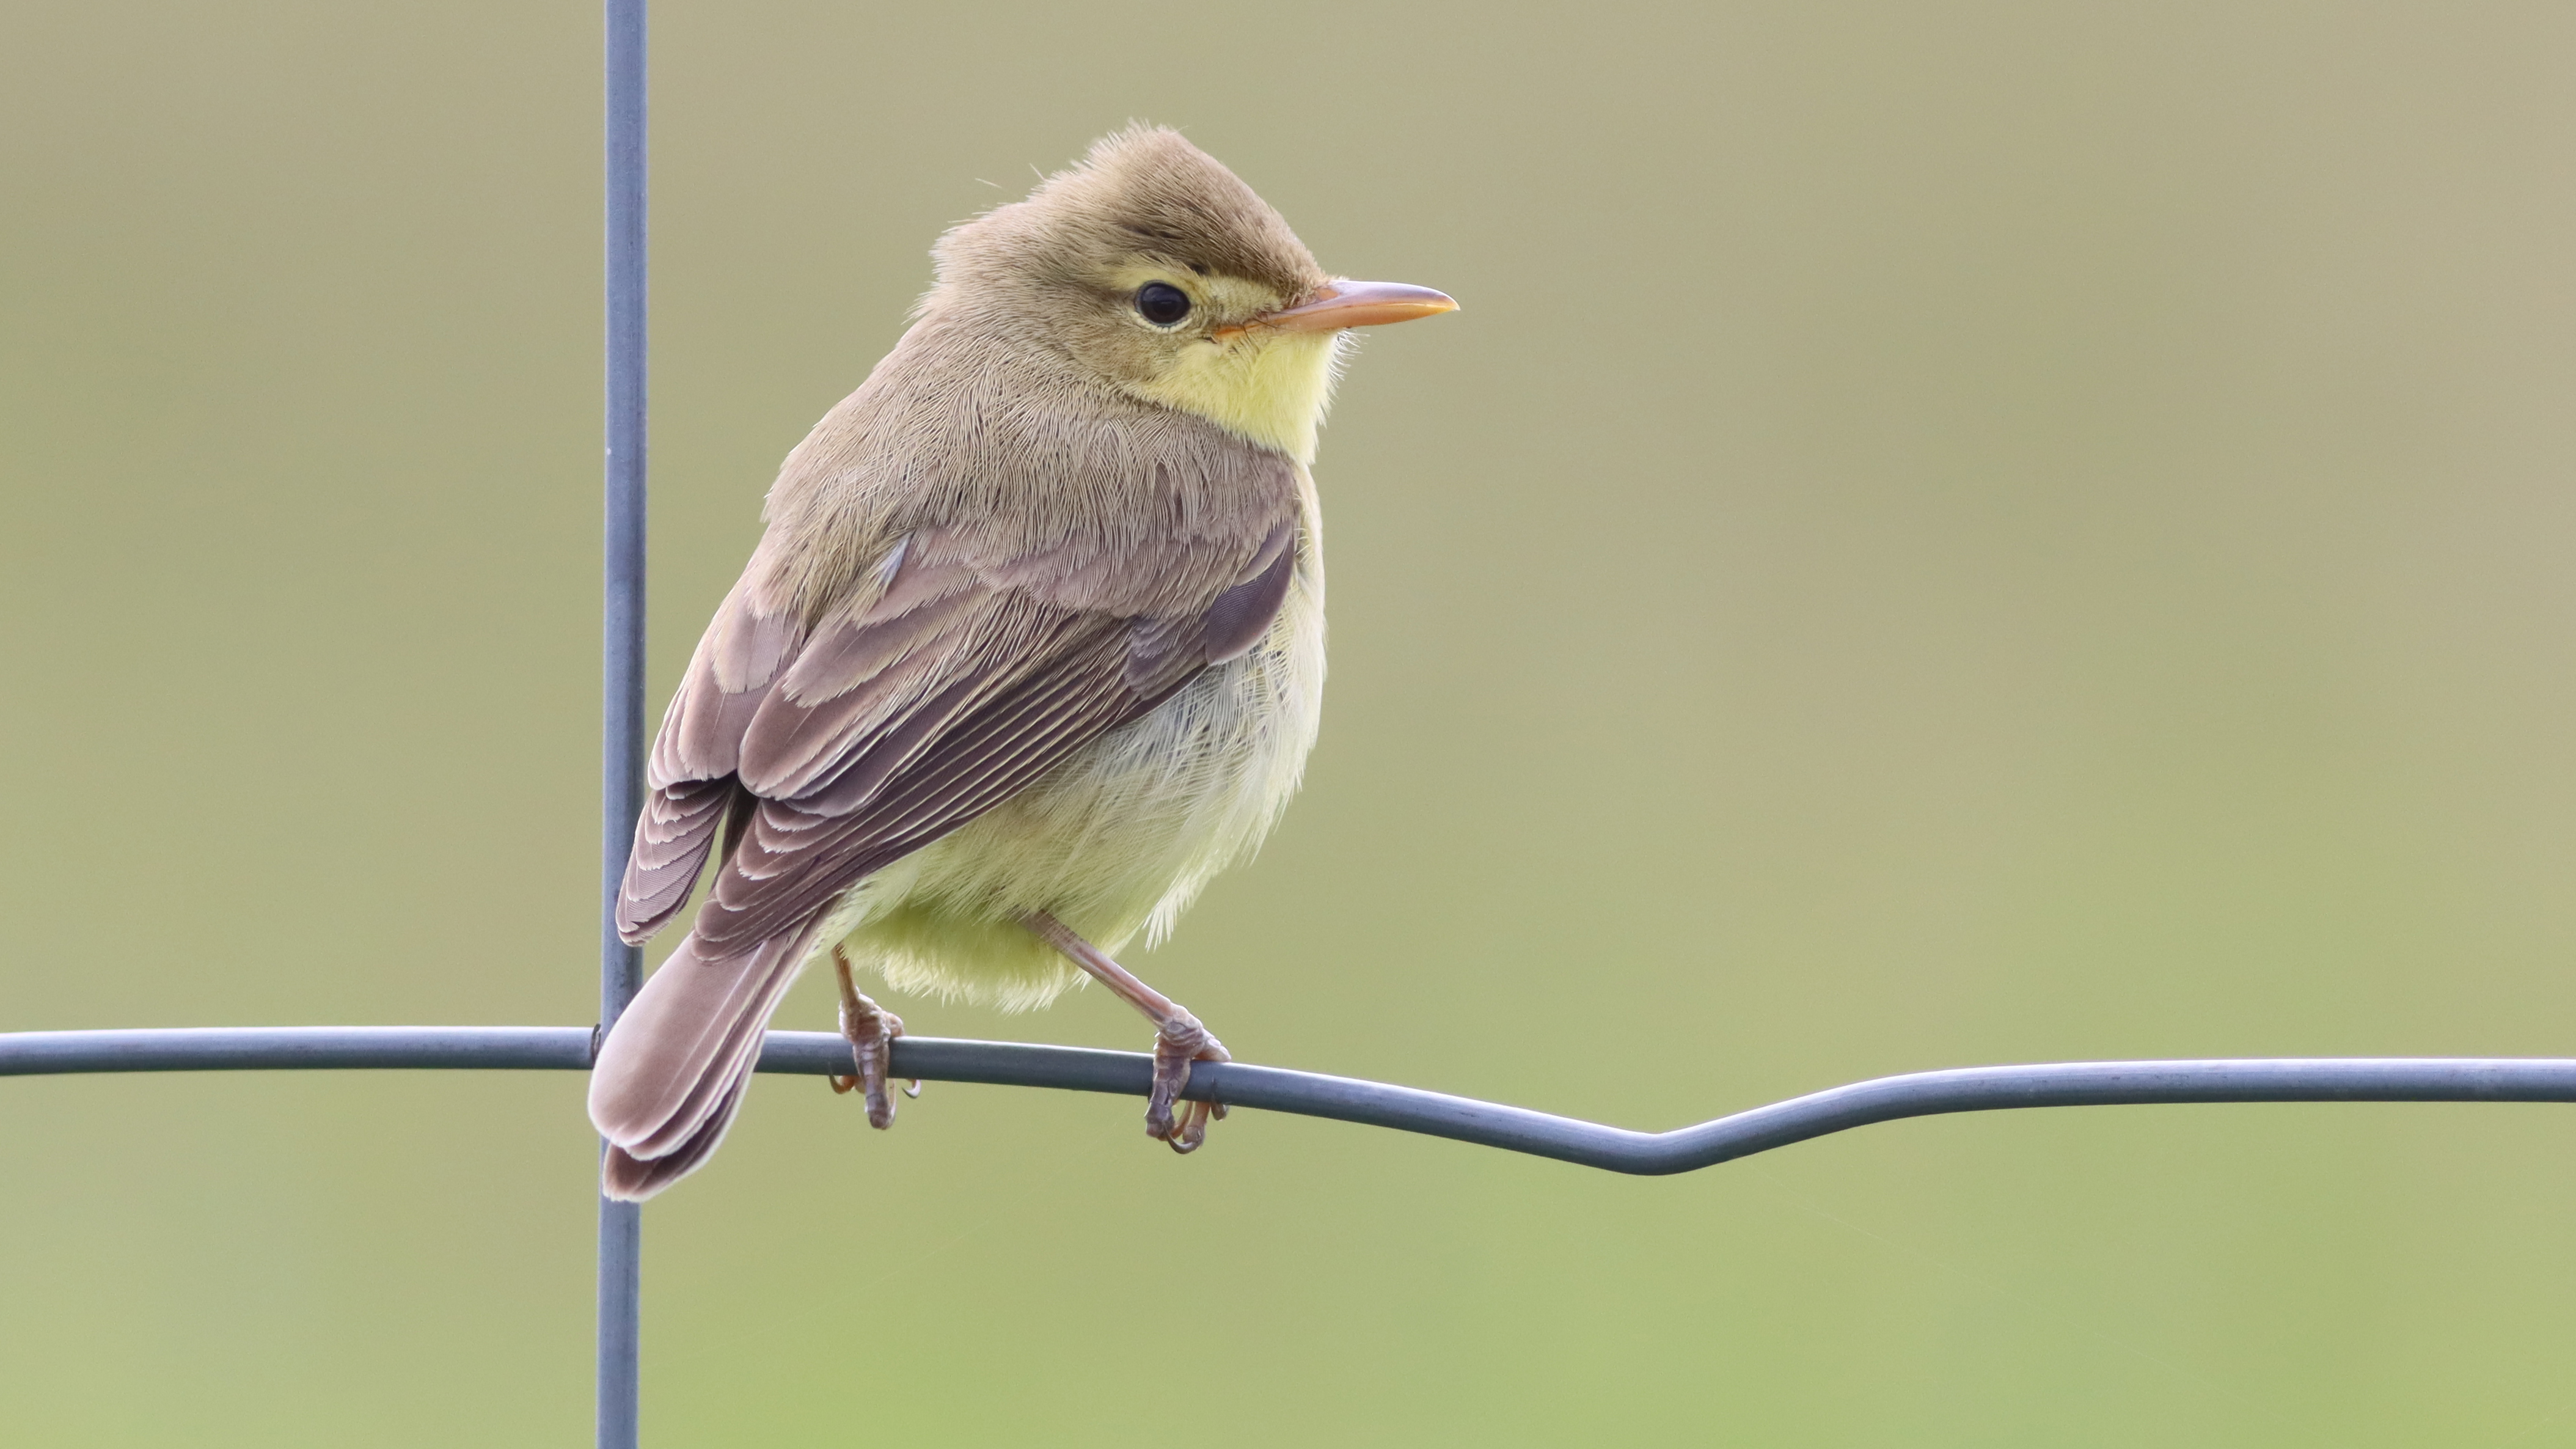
[598, 0, 647, 1444]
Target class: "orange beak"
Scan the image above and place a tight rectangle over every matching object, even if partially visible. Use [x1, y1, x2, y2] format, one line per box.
[1218, 280, 1458, 340]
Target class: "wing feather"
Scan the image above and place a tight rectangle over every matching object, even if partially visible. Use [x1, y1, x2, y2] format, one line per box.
[615, 777, 737, 941]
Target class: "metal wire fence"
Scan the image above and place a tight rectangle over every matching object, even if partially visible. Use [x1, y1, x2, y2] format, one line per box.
[13, 5, 2574, 1445]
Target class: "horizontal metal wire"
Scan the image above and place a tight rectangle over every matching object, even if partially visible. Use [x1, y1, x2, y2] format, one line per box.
[8, 1026, 2574, 1173]
[0, 1026, 597, 1074]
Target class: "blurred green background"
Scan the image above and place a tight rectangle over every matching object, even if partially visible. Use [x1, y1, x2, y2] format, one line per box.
[7, 1, 2576, 1443]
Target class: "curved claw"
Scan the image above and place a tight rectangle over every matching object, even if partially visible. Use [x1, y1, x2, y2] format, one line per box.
[1166, 1098, 1219, 1153]
[1146, 1011, 1229, 1150]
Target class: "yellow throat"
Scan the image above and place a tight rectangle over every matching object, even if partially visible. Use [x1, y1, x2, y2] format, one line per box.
[1130, 329, 1350, 464]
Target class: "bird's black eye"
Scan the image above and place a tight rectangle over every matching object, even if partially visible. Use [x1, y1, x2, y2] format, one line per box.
[1135, 282, 1193, 326]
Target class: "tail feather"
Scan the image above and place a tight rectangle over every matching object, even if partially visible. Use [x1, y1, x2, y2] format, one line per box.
[588, 919, 824, 1199]
[602, 1073, 750, 1201]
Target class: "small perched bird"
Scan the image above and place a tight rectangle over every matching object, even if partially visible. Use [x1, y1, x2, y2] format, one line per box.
[587, 126, 1454, 1199]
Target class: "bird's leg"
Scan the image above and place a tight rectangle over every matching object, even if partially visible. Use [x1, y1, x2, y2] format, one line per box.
[829, 945, 913, 1129]
[1022, 911, 1229, 1153]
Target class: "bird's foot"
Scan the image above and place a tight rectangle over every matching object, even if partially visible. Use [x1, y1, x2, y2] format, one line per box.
[1148, 1008, 1230, 1154]
[829, 946, 915, 1129]
[1019, 911, 1228, 1154]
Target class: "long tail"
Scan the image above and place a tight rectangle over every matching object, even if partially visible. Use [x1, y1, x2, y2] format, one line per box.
[587, 919, 823, 1201]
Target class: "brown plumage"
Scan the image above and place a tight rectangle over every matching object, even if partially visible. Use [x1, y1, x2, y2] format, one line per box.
[588, 126, 1452, 1199]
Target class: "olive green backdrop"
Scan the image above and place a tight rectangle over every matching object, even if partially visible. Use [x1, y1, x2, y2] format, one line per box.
[7, 2, 2576, 1443]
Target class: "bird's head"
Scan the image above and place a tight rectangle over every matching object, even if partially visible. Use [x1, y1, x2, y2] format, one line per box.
[926, 126, 1454, 464]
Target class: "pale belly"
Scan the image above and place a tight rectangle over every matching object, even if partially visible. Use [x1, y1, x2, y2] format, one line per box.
[813, 543, 1326, 1011]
